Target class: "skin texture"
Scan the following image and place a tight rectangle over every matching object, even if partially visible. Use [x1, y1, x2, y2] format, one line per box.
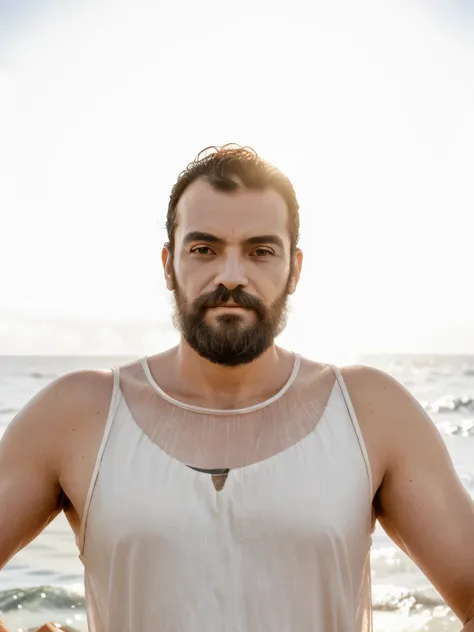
[0, 179, 473, 630]
[161, 178, 303, 404]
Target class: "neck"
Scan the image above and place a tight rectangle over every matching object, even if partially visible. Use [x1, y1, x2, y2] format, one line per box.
[164, 340, 295, 409]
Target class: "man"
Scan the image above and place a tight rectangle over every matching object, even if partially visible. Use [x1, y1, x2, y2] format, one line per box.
[0, 145, 473, 632]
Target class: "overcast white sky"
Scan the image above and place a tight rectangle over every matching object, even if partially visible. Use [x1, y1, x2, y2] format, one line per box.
[1, 0, 473, 358]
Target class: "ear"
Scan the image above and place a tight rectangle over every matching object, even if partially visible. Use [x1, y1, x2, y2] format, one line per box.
[288, 248, 303, 295]
[162, 244, 175, 291]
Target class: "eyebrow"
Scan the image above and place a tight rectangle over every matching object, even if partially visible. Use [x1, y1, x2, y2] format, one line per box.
[183, 231, 285, 250]
[246, 234, 285, 249]
[183, 231, 223, 245]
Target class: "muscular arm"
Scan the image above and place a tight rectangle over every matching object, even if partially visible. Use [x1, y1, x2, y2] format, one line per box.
[0, 372, 83, 568]
[345, 365, 474, 627]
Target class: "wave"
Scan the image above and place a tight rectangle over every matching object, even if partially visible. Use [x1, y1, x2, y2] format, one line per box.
[0, 584, 449, 616]
[425, 394, 474, 414]
[29, 372, 57, 379]
[0, 586, 84, 613]
[0, 408, 17, 415]
[436, 419, 474, 438]
[372, 584, 447, 612]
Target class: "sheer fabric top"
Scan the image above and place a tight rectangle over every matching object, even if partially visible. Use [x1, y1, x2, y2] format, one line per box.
[79, 354, 374, 632]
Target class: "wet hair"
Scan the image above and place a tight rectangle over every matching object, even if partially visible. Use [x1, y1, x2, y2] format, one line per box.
[165, 144, 300, 254]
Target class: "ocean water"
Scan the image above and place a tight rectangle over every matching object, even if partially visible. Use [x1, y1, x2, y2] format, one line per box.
[0, 354, 473, 632]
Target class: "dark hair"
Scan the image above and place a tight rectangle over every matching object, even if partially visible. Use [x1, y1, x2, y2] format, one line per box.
[165, 144, 300, 254]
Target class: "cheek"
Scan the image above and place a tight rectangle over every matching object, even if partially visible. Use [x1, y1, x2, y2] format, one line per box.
[174, 260, 212, 301]
[253, 262, 290, 296]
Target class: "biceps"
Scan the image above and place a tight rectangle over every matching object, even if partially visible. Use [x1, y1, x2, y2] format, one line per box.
[0, 424, 62, 569]
[0, 477, 62, 568]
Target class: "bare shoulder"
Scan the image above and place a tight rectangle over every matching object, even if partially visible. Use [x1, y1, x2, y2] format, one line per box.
[336, 364, 424, 495]
[45, 369, 115, 475]
[2, 368, 114, 467]
[337, 364, 451, 494]
[11, 368, 113, 431]
[338, 363, 430, 432]
[339, 362, 457, 465]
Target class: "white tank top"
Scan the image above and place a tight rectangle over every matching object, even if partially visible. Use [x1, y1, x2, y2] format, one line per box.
[78, 356, 374, 632]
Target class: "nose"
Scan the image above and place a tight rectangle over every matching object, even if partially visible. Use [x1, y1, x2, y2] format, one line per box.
[213, 252, 248, 290]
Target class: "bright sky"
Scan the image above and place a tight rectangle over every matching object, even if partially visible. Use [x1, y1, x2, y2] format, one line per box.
[1, 0, 473, 358]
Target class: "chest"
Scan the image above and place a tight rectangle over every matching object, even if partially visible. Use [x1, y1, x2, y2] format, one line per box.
[82, 419, 373, 564]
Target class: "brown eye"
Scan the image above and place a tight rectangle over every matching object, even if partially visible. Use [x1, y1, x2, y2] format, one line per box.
[191, 246, 215, 255]
[251, 248, 273, 257]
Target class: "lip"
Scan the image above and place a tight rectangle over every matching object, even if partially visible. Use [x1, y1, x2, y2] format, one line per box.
[208, 303, 246, 309]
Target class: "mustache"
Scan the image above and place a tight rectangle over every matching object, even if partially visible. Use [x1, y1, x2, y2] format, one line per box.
[193, 286, 266, 318]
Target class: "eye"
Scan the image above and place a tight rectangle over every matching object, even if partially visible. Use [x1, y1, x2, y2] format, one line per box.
[250, 248, 274, 257]
[190, 246, 216, 256]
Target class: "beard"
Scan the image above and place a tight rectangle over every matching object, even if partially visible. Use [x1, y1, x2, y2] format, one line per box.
[172, 278, 290, 367]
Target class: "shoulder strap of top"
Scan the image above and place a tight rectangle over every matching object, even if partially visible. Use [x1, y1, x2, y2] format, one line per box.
[78, 367, 122, 555]
[329, 364, 373, 501]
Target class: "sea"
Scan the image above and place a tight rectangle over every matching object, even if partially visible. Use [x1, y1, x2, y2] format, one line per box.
[0, 353, 473, 632]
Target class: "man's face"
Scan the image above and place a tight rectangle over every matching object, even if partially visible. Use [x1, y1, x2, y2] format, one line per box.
[163, 178, 302, 366]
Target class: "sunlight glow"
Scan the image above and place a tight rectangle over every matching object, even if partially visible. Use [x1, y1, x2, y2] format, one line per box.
[1, 0, 473, 356]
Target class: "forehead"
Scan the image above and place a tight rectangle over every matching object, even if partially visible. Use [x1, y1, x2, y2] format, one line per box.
[174, 178, 290, 243]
